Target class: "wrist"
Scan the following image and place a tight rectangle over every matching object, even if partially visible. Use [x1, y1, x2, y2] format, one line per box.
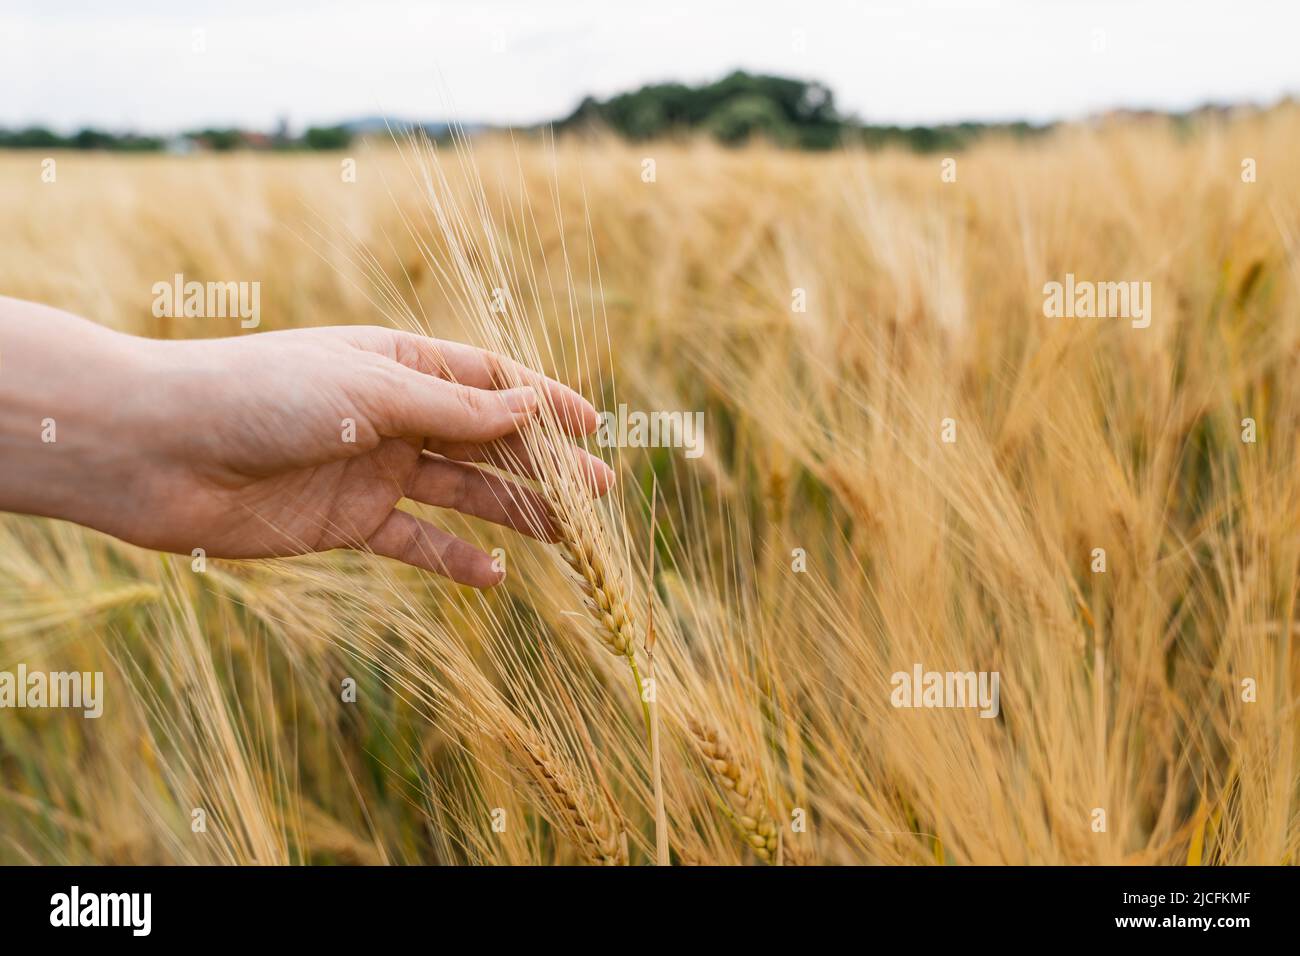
[0, 301, 166, 531]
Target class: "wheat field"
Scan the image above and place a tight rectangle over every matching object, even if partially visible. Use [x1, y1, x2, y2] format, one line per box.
[1, 107, 1298, 865]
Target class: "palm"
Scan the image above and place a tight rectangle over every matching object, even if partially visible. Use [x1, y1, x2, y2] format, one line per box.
[190, 437, 426, 558]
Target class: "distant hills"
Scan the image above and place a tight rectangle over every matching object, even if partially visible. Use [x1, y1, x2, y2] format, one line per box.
[338, 116, 488, 137]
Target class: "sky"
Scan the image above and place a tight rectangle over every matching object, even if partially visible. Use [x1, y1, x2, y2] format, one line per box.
[3, 0, 1298, 134]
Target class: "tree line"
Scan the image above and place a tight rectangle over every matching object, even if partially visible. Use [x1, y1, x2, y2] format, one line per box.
[11, 71, 1232, 154]
[0, 125, 354, 152]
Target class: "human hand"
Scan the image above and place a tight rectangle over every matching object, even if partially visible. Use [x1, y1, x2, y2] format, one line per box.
[0, 299, 611, 587]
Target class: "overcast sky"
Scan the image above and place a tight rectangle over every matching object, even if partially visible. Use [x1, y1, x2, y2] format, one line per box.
[4, 0, 1298, 133]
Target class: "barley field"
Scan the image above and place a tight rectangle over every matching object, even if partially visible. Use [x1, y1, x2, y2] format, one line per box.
[1, 108, 1298, 865]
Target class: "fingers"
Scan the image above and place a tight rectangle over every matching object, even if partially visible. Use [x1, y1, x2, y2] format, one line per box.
[363, 509, 503, 588]
[392, 333, 599, 437]
[373, 366, 541, 445]
[406, 454, 560, 542]
[426, 432, 615, 496]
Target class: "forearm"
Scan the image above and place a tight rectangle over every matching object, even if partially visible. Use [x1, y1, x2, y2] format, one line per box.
[0, 297, 162, 529]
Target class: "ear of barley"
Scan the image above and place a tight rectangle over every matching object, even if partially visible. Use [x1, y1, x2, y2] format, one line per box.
[511, 727, 627, 866]
[551, 501, 655, 745]
[686, 716, 779, 863]
[555, 512, 637, 658]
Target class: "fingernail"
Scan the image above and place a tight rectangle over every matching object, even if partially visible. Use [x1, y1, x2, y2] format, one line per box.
[504, 387, 538, 415]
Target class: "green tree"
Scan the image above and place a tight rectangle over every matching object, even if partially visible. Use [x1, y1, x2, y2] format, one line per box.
[304, 125, 353, 150]
[705, 95, 793, 146]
